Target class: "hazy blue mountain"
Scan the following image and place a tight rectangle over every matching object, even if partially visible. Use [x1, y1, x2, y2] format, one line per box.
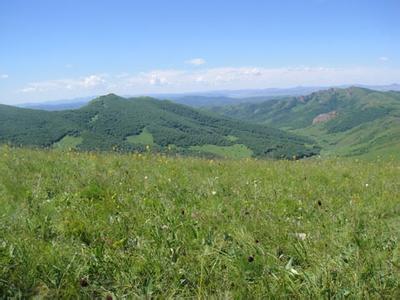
[19, 96, 95, 111]
[15, 84, 400, 111]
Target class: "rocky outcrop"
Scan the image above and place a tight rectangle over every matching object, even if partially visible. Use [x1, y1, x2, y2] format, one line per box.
[312, 111, 338, 125]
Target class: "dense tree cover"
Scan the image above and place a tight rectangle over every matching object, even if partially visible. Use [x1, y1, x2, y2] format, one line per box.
[211, 87, 399, 128]
[0, 104, 75, 146]
[325, 107, 391, 133]
[0, 94, 318, 159]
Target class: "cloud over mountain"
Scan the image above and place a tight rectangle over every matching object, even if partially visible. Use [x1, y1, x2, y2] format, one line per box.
[16, 65, 400, 102]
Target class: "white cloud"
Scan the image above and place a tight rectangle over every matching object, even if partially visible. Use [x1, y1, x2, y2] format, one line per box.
[148, 73, 169, 86]
[185, 58, 206, 66]
[15, 66, 400, 102]
[81, 75, 106, 88]
[20, 74, 107, 93]
[379, 56, 389, 62]
[121, 66, 400, 93]
[1, 74, 9, 79]
[127, 70, 185, 88]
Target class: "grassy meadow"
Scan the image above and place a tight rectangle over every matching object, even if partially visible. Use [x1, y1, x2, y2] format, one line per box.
[1, 146, 400, 298]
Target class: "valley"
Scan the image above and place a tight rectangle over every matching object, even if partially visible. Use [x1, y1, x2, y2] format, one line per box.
[210, 87, 400, 159]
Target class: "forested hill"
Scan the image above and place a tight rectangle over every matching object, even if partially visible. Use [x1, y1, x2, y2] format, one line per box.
[210, 87, 400, 158]
[0, 94, 319, 159]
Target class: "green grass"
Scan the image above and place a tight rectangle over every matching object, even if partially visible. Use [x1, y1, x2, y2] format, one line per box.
[126, 128, 154, 146]
[190, 144, 253, 159]
[1, 146, 400, 298]
[53, 135, 83, 149]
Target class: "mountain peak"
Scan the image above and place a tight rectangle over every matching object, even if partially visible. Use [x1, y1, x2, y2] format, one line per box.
[87, 93, 126, 106]
[96, 93, 124, 100]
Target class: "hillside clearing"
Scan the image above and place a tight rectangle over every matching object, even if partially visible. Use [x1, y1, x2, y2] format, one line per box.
[53, 135, 83, 149]
[126, 128, 155, 146]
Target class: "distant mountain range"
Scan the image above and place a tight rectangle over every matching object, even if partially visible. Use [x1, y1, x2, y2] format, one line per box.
[19, 96, 95, 111]
[16, 84, 400, 110]
[0, 94, 318, 159]
[210, 87, 400, 158]
[6, 85, 400, 159]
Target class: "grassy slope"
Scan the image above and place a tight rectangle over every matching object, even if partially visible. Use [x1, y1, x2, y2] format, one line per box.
[0, 94, 318, 159]
[1, 147, 400, 298]
[126, 128, 155, 146]
[211, 87, 400, 158]
[53, 135, 83, 149]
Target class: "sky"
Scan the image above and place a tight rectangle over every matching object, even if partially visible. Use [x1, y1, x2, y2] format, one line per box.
[0, 0, 399, 104]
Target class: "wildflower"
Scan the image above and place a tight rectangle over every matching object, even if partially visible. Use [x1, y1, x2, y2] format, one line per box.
[211, 191, 217, 195]
[295, 233, 307, 241]
[144, 176, 148, 180]
[290, 268, 299, 275]
[365, 183, 369, 187]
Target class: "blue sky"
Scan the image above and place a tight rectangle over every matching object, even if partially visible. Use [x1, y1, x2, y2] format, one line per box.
[0, 0, 399, 104]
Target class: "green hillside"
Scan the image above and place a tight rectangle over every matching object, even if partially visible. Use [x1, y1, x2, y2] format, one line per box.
[0, 94, 319, 159]
[211, 87, 400, 158]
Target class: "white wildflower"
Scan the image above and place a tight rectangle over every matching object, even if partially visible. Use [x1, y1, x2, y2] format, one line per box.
[290, 268, 300, 275]
[295, 233, 307, 241]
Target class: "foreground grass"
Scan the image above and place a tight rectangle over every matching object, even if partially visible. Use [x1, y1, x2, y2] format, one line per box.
[0, 147, 400, 298]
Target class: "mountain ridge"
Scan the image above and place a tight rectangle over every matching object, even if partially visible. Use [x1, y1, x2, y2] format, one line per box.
[210, 87, 400, 158]
[14, 84, 400, 111]
[0, 94, 319, 159]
